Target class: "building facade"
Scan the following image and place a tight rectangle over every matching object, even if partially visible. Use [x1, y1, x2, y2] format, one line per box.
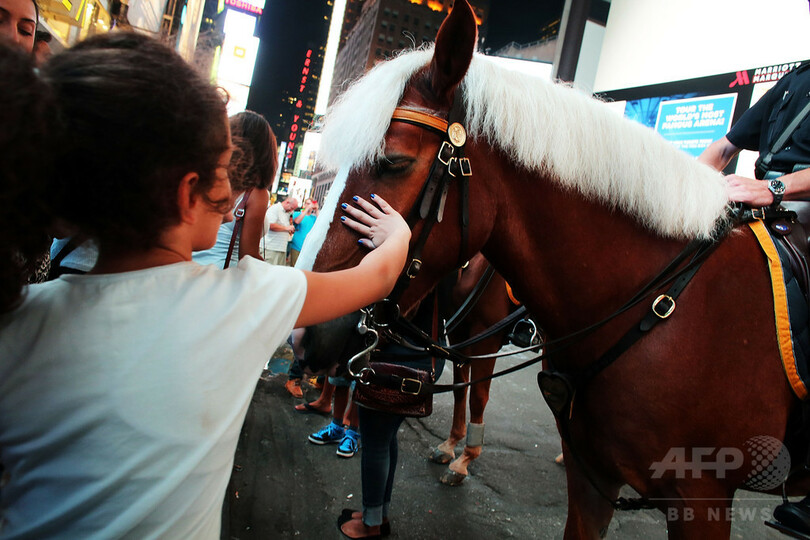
[329, 0, 489, 105]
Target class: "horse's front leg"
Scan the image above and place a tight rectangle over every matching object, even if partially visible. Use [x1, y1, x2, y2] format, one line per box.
[443, 357, 496, 486]
[563, 443, 618, 540]
[431, 363, 469, 465]
[661, 482, 733, 540]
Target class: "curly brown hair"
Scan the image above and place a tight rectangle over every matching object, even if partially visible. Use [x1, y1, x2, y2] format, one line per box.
[228, 111, 278, 192]
[42, 32, 231, 256]
[0, 42, 53, 314]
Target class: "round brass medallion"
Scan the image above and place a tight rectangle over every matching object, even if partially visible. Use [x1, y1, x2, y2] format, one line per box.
[447, 122, 467, 147]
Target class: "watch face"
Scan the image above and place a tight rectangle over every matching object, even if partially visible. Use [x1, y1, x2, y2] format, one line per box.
[770, 180, 786, 195]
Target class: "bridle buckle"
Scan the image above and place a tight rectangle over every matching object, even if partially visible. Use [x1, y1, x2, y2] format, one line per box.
[652, 294, 676, 319]
[438, 141, 455, 165]
[406, 258, 422, 278]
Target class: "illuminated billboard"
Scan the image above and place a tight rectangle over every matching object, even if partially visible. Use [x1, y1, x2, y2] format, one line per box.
[224, 0, 264, 15]
[217, 33, 260, 87]
[223, 8, 256, 36]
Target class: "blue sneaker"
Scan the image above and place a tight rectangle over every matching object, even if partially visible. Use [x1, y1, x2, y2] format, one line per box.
[336, 428, 360, 458]
[308, 421, 344, 445]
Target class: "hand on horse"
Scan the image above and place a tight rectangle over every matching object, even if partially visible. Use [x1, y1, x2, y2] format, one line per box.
[725, 174, 775, 207]
[340, 194, 411, 252]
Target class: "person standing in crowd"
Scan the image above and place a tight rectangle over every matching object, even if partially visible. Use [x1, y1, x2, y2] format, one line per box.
[698, 40, 810, 535]
[0, 38, 50, 315]
[0, 0, 37, 52]
[307, 378, 360, 459]
[0, 34, 410, 539]
[263, 196, 298, 265]
[290, 197, 319, 267]
[337, 296, 443, 540]
[33, 29, 51, 65]
[0, 0, 51, 286]
[194, 111, 275, 268]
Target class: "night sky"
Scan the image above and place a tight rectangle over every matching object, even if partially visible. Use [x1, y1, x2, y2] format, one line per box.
[247, 0, 566, 136]
[247, 1, 331, 132]
[483, 0, 565, 52]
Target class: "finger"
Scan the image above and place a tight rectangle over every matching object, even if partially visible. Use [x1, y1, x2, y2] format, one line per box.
[340, 202, 374, 226]
[368, 193, 394, 214]
[357, 238, 376, 250]
[351, 195, 384, 218]
[340, 215, 372, 237]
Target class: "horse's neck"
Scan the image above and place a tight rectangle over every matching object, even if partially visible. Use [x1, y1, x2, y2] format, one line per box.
[480, 166, 687, 337]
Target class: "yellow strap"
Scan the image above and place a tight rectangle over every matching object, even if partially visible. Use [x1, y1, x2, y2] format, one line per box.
[748, 220, 807, 399]
[391, 108, 448, 133]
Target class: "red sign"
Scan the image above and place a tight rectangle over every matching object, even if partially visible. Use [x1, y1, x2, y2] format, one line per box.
[224, 0, 262, 15]
[286, 49, 313, 161]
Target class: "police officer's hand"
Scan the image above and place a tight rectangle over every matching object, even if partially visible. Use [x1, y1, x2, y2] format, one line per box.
[725, 174, 775, 207]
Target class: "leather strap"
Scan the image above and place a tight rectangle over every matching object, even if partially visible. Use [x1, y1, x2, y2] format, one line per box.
[224, 188, 253, 269]
[444, 263, 497, 333]
[759, 99, 810, 173]
[391, 108, 448, 134]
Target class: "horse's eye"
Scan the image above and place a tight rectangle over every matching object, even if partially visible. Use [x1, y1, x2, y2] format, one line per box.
[374, 156, 414, 178]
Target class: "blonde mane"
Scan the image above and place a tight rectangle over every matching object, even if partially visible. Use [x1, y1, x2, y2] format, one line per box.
[320, 47, 730, 240]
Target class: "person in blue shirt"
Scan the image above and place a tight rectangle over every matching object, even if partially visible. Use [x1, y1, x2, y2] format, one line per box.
[290, 198, 319, 267]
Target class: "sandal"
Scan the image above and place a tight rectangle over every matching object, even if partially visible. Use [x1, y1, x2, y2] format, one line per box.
[294, 402, 330, 415]
[338, 509, 390, 538]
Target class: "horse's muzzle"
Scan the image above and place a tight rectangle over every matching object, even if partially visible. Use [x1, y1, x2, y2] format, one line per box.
[300, 312, 366, 376]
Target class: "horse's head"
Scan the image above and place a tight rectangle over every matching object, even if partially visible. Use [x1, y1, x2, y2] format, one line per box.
[298, 1, 497, 374]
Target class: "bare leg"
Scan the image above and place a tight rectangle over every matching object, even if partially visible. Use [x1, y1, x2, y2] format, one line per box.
[332, 385, 350, 426]
[294, 379, 334, 413]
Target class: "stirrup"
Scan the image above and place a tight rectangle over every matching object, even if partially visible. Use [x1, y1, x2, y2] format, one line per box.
[766, 519, 810, 540]
[508, 318, 541, 349]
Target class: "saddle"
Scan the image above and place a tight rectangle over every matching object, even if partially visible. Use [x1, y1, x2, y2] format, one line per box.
[768, 204, 810, 298]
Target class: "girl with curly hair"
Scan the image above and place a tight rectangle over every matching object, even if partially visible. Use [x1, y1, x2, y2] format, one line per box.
[0, 34, 409, 539]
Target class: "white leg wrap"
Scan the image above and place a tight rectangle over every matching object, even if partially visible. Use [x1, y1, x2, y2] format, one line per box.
[466, 422, 485, 447]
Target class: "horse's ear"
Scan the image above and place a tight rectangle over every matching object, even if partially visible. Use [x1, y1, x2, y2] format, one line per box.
[429, 0, 477, 105]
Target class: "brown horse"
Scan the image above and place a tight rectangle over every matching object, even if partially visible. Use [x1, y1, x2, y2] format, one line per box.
[300, 1, 807, 537]
[431, 253, 523, 486]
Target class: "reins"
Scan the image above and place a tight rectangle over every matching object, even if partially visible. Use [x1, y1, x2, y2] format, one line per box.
[353, 235, 721, 394]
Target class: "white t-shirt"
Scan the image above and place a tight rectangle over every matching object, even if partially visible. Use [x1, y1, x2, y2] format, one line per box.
[0, 258, 306, 539]
[262, 203, 291, 253]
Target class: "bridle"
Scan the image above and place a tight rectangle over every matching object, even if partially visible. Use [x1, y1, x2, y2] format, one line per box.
[347, 94, 477, 380]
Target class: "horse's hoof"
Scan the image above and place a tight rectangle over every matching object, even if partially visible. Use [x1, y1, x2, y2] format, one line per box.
[429, 448, 454, 464]
[440, 469, 468, 486]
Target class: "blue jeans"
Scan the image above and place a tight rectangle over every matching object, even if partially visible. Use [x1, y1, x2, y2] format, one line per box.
[358, 355, 444, 526]
[358, 406, 404, 527]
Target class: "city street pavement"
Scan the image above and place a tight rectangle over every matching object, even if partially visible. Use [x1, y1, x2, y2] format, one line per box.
[224, 345, 785, 539]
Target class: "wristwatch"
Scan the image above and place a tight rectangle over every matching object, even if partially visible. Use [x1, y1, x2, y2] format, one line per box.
[768, 179, 786, 207]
